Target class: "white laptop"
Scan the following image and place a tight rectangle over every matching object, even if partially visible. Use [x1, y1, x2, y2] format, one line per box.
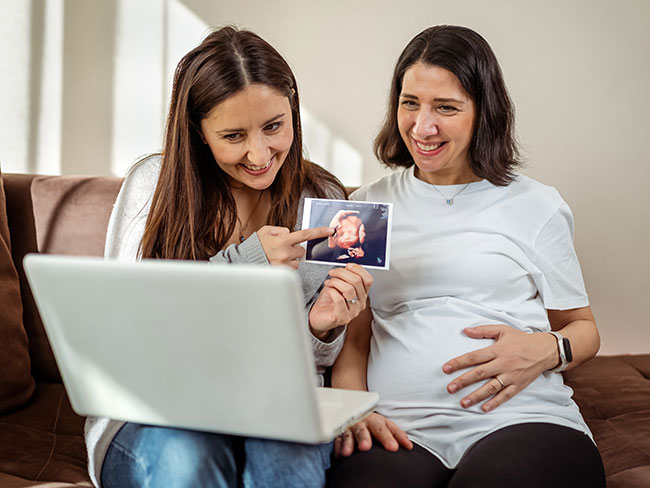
[23, 254, 378, 444]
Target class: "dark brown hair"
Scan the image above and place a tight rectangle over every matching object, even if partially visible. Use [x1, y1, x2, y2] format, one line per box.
[140, 26, 344, 260]
[374, 25, 521, 185]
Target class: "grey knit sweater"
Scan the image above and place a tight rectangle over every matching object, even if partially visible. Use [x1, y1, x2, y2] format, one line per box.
[85, 155, 346, 487]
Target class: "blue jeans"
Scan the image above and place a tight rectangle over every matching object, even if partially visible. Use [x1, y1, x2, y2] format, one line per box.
[101, 422, 332, 488]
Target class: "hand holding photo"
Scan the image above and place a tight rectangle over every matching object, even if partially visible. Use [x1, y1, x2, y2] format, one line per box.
[302, 198, 392, 269]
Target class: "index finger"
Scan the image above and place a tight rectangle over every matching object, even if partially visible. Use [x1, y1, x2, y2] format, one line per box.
[442, 347, 495, 374]
[330, 263, 374, 292]
[367, 420, 399, 452]
[288, 226, 335, 245]
[351, 423, 373, 452]
[388, 423, 414, 450]
[463, 324, 507, 339]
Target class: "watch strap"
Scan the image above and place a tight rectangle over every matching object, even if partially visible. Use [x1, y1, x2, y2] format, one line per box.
[548, 331, 572, 372]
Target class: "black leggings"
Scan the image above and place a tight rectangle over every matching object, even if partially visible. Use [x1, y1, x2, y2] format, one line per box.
[326, 423, 605, 488]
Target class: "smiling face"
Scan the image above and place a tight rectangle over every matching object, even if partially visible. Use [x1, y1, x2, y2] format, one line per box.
[199, 84, 294, 190]
[397, 62, 477, 185]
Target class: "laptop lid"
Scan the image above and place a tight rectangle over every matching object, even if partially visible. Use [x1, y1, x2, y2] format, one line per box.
[23, 254, 377, 443]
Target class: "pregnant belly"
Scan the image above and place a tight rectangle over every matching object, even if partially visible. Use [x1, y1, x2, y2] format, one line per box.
[367, 308, 494, 407]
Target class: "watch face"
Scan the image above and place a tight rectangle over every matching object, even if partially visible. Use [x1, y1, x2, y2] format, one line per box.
[561, 337, 573, 363]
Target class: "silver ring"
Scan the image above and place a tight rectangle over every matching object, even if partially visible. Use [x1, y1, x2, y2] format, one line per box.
[494, 377, 505, 389]
[346, 297, 359, 305]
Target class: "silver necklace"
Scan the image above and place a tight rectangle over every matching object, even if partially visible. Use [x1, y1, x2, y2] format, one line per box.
[235, 191, 265, 242]
[431, 182, 471, 205]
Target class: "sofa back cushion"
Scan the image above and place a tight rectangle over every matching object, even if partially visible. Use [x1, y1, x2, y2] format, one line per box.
[4, 173, 123, 382]
[30, 175, 123, 255]
[0, 167, 35, 413]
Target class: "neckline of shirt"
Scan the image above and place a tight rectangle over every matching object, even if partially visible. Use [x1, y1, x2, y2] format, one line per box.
[406, 165, 495, 198]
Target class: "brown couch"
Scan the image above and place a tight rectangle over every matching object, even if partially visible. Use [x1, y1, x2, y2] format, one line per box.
[0, 169, 649, 487]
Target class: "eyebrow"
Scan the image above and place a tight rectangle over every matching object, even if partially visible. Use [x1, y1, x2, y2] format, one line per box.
[400, 94, 466, 104]
[217, 113, 286, 133]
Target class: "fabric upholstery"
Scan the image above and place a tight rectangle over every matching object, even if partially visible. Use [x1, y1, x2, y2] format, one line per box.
[564, 355, 650, 487]
[0, 168, 34, 413]
[3, 174, 58, 383]
[30, 175, 123, 256]
[0, 173, 124, 487]
[3, 175, 123, 382]
[0, 474, 90, 488]
[0, 383, 89, 485]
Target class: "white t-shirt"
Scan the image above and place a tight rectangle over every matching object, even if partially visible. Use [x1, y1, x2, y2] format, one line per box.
[351, 166, 592, 468]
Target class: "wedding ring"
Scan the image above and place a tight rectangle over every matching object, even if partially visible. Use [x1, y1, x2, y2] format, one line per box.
[346, 297, 359, 305]
[494, 377, 505, 389]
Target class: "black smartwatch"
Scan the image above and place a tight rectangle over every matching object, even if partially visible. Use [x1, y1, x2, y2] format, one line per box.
[548, 331, 573, 372]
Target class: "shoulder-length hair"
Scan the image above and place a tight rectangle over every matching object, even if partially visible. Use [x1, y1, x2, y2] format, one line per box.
[374, 25, 521, 186]
[140, 26, 344, 260]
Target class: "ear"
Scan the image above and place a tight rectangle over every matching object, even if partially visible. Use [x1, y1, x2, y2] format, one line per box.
[198, 128, 208, 144]
[359, 224, 366, 244]
[194, 118, 208, 145]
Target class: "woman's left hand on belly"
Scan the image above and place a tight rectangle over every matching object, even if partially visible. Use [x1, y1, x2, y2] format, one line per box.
[442, 325, 558, 412]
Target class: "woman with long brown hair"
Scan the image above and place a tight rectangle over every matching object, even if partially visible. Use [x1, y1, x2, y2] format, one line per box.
[88, 26, 372, 488]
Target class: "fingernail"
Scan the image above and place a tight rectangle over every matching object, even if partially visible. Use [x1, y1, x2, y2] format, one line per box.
[483, 404, 492, 412]
[461, 399, 471, 408]
[442, 364, 451, 373]
[448, 384, 457, 393]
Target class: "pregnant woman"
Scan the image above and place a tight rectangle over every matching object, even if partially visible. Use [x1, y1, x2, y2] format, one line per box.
[328, 25, 605, 488]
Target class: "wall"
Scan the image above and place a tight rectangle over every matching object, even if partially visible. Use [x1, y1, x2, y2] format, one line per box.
[0, 0, 648, 355]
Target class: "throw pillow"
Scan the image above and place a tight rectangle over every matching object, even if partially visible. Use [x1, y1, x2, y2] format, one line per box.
[0, 167, 35, 412]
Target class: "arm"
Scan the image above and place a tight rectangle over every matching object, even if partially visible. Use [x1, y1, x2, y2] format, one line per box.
[547, 305, 600, 371]
[331, 302, 372, 391]
[310, 264, 373, 340]
[105, 156, 160, 261]
[331, 303, 413, 456]
[443, 201, 599, 412]
[303, 269, 347, 375]
[233, 227, 373, 375]
[208, 233, 270, 266]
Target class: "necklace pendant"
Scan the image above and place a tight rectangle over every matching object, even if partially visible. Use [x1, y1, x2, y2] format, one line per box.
[446, 199, 453, 205]
[239, 234, 245, 243]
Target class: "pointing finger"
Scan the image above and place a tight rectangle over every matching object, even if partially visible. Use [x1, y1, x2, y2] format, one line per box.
[259, 225, 291, 237]
[288, 226, 335, 245]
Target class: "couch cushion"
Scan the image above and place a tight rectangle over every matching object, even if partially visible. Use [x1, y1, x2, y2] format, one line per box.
[3, 174, 123, 382]
[0, 383, 89, 485]
[0, 168, 35, 413]
[0, 473, 90, 487]
[3, 174, 59, 383]
[30, 175, 123, 256]
[564, 355, 650, 487]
